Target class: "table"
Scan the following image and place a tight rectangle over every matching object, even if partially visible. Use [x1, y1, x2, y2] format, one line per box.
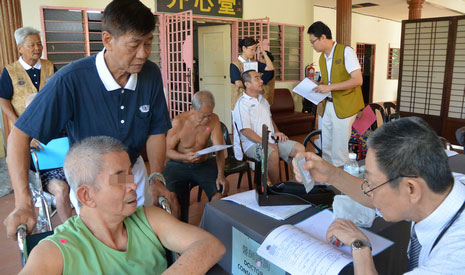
[200, 154, 465, 274]
[201, 200, 410, 275]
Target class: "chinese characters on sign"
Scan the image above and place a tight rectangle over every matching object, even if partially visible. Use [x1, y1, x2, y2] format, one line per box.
[157, 0, 242, 18]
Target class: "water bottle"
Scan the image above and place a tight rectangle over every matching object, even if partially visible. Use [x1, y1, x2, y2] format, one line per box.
[344, 153, 360, 177]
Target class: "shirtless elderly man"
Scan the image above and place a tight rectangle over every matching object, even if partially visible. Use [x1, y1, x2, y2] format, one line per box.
[163, 91, 229, 221]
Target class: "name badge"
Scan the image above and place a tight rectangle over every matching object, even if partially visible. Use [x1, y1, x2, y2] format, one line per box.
[243, 61, 258, 72]
[139, 105, 150, 113]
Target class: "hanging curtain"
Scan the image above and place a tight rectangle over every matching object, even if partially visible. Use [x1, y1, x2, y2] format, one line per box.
[0, 0, 22, 149]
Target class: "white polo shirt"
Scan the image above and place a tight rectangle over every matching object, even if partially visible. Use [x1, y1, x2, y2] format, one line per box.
[232, 92, 275, 160]
[406, 177, 465, 274]
[324, 42, 361, 98]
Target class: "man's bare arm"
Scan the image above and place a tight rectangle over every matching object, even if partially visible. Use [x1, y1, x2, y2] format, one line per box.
[240, 128, 262, 144]
[0, 98, 18, 123]
[147, 133, 167, 173]
[3, 127, 36, 238]
[19, 240, 63, 275]
[145, 206, 225, 274]
[146, 133, 180, 217]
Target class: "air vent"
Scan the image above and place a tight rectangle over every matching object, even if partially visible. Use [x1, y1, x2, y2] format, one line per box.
[352, 3, 379, 9]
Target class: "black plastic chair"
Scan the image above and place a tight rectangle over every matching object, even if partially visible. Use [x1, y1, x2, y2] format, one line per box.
[303, 129, 322, 157]
[233, 122, 263, 188]
[369, 103, 386, 129]
[383, 102, 400, 122]
[221, 122, 253, 190]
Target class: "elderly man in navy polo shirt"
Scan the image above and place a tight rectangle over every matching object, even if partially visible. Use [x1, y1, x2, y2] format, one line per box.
[0, 27, 55, 127]
[4, 0, 177, 238]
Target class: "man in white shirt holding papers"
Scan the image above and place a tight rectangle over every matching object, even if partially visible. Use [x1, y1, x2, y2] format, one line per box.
[295, 117, 465, 274]
[163, 91, 229, 221]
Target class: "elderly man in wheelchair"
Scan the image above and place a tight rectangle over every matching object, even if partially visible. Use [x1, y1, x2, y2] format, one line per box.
[19, 136, 225, 274]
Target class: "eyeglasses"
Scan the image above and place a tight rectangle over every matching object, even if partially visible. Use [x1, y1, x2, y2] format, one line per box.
[361, 175, 417, 197]
[310, 38, 320, 45]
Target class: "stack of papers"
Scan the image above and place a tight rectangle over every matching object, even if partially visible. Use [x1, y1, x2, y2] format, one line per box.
[222, 190, 311, 220]
[292, 78, 329, 105]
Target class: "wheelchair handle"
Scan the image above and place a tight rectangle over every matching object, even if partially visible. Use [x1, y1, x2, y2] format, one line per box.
[17, 224, 27, 253]
[158, 196, 172, 215]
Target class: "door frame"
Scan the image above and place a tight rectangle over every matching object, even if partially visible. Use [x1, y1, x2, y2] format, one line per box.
[356, 42, 376, 103]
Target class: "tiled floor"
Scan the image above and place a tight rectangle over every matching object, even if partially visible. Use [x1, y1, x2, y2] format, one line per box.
[0, 134, 309, 274]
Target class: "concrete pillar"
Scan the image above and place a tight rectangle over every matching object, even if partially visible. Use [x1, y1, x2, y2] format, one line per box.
[336, 0, 352, 45]
[408, 0, 425, 19]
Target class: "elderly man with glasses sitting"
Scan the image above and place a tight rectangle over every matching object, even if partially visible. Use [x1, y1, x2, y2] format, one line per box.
[294, 117, 465, 274]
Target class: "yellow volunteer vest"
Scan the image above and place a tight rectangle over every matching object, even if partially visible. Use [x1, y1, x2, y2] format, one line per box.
[5, 59, 55, 117]
[230, 59, 275, 109]
[319, 44, 364, 119]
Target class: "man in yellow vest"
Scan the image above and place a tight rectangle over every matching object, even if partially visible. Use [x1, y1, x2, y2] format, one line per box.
[0, 27, 55, 127]
[308, 21, 364, 167]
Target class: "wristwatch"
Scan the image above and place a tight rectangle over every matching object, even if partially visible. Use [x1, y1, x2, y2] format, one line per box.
[148, 172, 166, 186]
[351, 239, 372, 251]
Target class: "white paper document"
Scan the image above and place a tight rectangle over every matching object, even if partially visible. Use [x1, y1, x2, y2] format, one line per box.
[292, 78, 330, 105]
[196, 145, 232, 156]
[445, 149, 458, 157]
[222, 190, 311, 220]
[257, 210, 394, 275]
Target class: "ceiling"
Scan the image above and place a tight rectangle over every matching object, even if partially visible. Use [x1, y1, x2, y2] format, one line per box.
[313, 0, 465, 22]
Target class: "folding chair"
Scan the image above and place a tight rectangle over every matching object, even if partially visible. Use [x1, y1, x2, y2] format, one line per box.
[29, 137, 70, 226]
[383, 102, 400, 122]
[303, 129, 322, 157]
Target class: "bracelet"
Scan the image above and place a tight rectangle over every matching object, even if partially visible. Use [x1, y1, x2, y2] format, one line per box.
[148, 172, 166, 186]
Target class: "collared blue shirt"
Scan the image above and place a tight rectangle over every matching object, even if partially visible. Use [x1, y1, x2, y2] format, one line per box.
[230, 60, 274, 84]
[0, 57, 44, 99]
[15, 50, 171, 164]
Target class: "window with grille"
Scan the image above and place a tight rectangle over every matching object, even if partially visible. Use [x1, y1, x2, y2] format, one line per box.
[397, 16, 465, 141]
[387, 48, 400, 79]
[269, 24, 303, 81]
[42, 7, 162, 70]
[399, 20, 448, 116]
[449, 18, 465, 119]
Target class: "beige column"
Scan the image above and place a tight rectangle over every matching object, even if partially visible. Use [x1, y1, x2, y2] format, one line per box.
[336, 0, 352, 46]
[408, 0, 425, 20]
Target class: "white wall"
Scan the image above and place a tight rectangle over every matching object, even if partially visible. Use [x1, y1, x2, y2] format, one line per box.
[244, 0, 315, 110]
[314, 6, 401, 103]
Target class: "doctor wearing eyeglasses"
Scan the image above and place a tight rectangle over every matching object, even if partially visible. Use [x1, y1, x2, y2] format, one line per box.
[294, 117, 465, 274]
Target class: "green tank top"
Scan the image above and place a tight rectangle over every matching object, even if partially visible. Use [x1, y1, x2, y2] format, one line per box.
[43, 206, 167, 274]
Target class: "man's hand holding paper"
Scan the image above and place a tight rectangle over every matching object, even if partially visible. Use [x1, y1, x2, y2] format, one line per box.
[292, 78, 330, 105]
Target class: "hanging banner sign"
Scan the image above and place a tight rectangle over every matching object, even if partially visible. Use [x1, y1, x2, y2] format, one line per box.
[156, 0, 243, 18]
